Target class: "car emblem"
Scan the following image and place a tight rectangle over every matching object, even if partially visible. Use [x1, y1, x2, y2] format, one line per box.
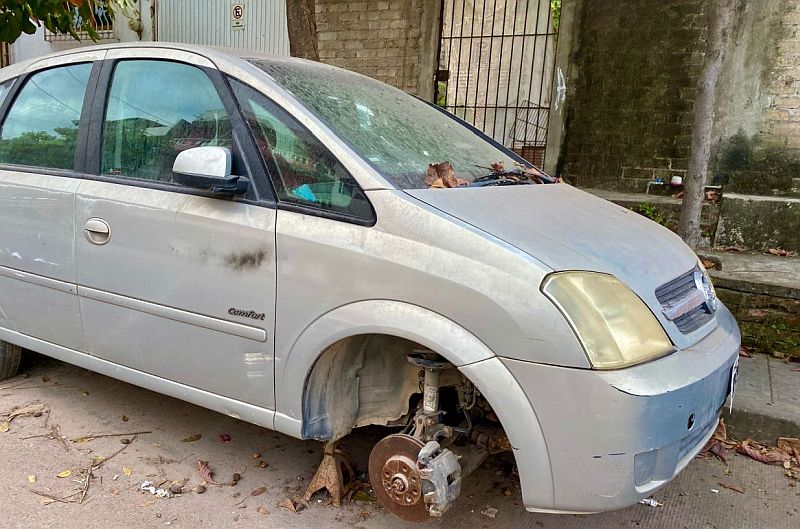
[694, 268, 717, 312]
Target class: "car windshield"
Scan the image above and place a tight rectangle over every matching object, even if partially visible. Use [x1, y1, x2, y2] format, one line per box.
[247, 58, 540, 190]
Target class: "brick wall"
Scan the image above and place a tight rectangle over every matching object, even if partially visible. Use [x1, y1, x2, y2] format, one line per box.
[315, 0, 425, 95]
[559, 0, 707, 192]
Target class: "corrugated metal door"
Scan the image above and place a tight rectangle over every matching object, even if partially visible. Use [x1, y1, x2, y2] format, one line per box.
[156, 0, 289, 56]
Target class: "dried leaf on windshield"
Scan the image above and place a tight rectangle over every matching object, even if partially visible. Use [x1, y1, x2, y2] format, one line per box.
[426, 161, 468, 188]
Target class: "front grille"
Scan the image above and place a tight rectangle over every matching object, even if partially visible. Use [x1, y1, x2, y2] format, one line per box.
[656, 268, 713, 334]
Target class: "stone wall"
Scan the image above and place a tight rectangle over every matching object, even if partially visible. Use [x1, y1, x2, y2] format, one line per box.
[314, 0, 439, 98]
[558, 0, 708, 192]
[713, 1, 800, 197]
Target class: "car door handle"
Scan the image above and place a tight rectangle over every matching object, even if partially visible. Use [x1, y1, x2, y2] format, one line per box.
[83, 218, 111, 245]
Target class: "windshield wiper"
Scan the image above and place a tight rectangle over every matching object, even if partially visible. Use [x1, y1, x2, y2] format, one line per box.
[468, 169, 533, 187]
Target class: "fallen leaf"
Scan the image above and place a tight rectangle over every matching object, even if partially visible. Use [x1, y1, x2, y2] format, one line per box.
[778, 438, 800, 460]
[257, 460, 268, 469]
[182, 434, 202, 443]
[219, 433, 232, 443]
[121, 415, 129, 422]
[57, 469, 72, 478]
[279, 497, 306, 514]
[111, 487, 119, 496]
[257, 506, 269, 515]
[737, 439, 792, 464]
[250, 452, 261, 459]
[718, 482, 745, 494]
[0, 421, 9, 433]
[197, 460, 222, 485]
[767, 248, 795, 257]
[81, 391, 89, 397]
[123, 467, 133, 477]
[250, 486, 267, 497]
[41, 375, 50, 383]
[27, 475, 35, 483]
[739, 347, 754, 358]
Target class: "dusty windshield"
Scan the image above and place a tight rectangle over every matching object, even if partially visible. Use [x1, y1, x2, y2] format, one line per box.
[247, 58, 547, 190]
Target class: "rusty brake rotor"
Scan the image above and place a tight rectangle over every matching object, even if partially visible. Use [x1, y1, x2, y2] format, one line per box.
[368, 433, 429, 523]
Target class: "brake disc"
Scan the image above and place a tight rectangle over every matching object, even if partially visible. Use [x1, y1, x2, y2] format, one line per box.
[368, 433, 429, 523]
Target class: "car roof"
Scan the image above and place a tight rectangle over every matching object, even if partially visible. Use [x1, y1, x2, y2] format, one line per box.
[0, 41, 296, 81]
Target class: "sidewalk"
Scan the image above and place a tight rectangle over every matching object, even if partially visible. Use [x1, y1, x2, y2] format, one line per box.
[728, 354, 800, 444]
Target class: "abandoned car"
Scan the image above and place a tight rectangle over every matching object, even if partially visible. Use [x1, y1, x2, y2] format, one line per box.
[0, 44, 740, 521]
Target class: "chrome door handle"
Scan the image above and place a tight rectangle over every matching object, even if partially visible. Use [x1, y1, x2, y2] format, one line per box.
[83, 218, 111, 245]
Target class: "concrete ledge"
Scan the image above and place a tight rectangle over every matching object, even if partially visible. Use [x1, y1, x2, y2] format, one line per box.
[716, 193, 800, 253]
[727, 354, 800, 444]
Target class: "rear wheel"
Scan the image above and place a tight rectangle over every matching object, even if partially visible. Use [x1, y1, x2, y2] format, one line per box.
[0, 341, 21, 381]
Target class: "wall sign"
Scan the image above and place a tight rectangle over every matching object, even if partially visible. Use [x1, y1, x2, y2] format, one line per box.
[232, 3, 245, 30]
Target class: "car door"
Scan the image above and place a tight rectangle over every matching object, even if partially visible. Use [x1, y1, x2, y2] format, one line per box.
[74, 51, 277, 409]
[0, 58, 99, 352]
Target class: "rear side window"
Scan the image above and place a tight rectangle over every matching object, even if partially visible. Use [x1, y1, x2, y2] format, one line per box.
[230, 79, 373, 222]
[101, 60, 233, 183]
[0, 64, 92, 170]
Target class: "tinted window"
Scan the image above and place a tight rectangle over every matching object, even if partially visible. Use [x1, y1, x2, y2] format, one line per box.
[101, 60, 233, 183]
[231, 80, 373, 221]
[0, 64, 91, 170]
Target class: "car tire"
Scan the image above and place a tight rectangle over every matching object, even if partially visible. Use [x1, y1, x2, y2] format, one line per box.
[0, 341, 21, 381]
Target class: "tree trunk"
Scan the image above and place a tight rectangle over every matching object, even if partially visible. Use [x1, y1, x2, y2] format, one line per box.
[678, 0, 735, 249]
[286, 0, 319, 61]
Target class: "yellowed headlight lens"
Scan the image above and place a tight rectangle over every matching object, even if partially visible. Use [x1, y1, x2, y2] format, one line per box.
[542, 272, 674, 370]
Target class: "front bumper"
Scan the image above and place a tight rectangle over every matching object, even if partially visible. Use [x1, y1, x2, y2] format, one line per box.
[500, 305, 740, 513]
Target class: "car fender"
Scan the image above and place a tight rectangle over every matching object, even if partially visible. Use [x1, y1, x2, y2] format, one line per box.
[273, 299, 495, 437]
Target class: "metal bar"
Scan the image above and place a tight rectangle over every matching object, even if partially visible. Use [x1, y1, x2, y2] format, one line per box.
[463, 0, 479, 123]
[451, 0, 469, 115]
[499, 0, 521, 145]
[480, 0, 498, 131]
[440, 31, 555, 39]
[510, 0, 532, 150]
[521, 0, 544, 151]
[490, 1, 509, 139]
[444, 0, 459, 108]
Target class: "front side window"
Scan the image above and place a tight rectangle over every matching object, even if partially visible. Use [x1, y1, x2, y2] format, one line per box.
[0, 64, 92, 170]
[231, 79, 373, 221]
[101, 60, 233, 183]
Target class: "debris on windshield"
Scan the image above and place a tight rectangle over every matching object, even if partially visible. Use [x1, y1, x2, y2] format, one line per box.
[425, 162, 467, 188]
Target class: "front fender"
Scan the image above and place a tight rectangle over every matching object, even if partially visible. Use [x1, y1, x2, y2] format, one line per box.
[273, 299, 495, 438]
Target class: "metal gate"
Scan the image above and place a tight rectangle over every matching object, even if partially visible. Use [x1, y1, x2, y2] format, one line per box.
[156, 0, 289, 56]
[435, 0, 558, 167]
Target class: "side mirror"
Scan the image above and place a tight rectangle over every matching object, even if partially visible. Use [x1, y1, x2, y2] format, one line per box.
[172, 146, 249, 195]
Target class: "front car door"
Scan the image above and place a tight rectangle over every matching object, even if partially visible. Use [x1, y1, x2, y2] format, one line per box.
[74, 49, 277, 411]
[0, 54, 102, 352]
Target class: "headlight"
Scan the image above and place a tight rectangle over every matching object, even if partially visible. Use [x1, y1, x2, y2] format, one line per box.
[542, 272, 674, 370]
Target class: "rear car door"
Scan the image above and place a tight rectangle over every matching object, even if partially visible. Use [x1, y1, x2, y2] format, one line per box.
[74, 50, 277, 409]
[0, 57, 99, 352]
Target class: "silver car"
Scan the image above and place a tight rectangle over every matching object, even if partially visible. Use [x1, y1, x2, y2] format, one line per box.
[0, 43, 739, 521]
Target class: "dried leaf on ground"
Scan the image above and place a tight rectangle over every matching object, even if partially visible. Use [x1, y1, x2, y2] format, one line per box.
[219, 433, 231, 443]
[0, 421, 9, 433]
[250, 452, 261, 459]
[121, 415, 129, 422]
[256, 460, 268, 469]
[250, 486, 267, 497]
[27, 475, 35, 483]
[181, 434, 202, 442]
[718, 481, 745, 494]
[777, 438, 800, 461]
[700, 258, 718, 270]
[123, 467, 133, 477]
[700, 419, 734, 464]
[57, 470, 72, 478]
[767, 248, 795, 257]
[196, 460, 222, 485]
[257, 506, 269, 515]
[279, 497, 307, 514]
[737, 439, 792, 464]
[739, 346, 755, 358]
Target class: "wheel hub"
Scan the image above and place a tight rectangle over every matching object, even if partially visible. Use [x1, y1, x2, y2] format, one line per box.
[369, 434, 429, 522]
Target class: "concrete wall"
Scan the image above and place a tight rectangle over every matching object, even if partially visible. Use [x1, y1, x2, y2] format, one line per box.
[558, 0, 800, 199]
[558, 0, 707, 192]
[314, 0, 440, 99]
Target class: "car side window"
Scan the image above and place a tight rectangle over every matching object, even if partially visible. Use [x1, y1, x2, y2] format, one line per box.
[230, 79, 373, 221]
[0, 64, 92, 170]
[101, 60, 233, 183]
